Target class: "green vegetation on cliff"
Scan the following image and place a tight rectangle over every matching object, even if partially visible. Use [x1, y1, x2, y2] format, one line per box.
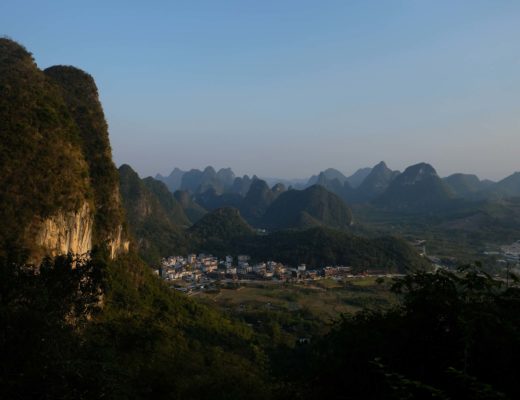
[0, 38, 127, 258]
[0, 39, 91, 255]
[118, 165, 189, 263]
[44, 65, 126, 244]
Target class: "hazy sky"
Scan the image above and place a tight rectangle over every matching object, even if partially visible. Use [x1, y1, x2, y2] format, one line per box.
[2, 1, 519, 180]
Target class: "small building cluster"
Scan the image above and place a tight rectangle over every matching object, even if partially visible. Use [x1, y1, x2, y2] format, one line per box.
[155, 254, 354, 284]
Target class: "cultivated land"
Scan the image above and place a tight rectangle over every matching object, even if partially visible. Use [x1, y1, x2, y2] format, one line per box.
[195, 277, 397, 340]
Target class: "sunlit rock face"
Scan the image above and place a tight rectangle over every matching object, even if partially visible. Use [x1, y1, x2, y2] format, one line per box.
[106, 224, 130, 259]
[0, 38, 130, 261]
[35, 202, 93, 257]
[35, 202, 129, 260]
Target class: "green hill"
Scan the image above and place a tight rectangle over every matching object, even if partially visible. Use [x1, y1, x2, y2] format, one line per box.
[375, 163, 454, 211]
[247, 227, 429, 272]
[118, 165, 189, 263]
[262, 185, 353, 230]
[0, 38, 127, 259]
[188, 207, 255, 254]
[142, 177, 191, 227]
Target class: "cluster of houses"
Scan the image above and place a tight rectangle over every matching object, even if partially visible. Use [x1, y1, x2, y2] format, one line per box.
[155, 253, 354, 283]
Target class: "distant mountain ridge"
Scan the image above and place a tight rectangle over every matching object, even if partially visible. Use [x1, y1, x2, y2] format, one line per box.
[308, 168, 348, 186]
[443, 173, 488, 198]
[488, 172, 520, 199]
[354, 161, 400, 202]
[154, 162, 520, 215]
[346, 167, 373, 188]
[123, 172, 426, 271]
[155, 168, 185, 192]
[374, 163, 454, 210]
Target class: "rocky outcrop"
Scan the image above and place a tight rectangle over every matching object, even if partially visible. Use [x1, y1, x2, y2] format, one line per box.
[34, 202, 129, 259]
[1, 39, 129, 261]
[35, 202, 94, 257]
[107, 224, 130, 259]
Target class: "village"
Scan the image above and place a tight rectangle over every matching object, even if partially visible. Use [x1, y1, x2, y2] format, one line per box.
[154, 253, 380, 293]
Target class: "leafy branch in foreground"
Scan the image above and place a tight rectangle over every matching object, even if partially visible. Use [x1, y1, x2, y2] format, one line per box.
[286, 264, 520, 400]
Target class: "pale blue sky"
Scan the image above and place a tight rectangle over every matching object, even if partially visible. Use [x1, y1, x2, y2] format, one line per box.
[2, 1, 519, 180]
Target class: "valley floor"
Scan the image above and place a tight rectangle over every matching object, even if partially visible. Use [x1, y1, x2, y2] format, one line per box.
[193, 277, 397, 342]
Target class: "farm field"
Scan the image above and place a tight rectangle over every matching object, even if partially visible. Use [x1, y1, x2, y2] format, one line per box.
[195, 277, 397, 343]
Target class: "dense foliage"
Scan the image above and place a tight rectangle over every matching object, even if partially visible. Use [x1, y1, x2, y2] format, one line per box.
[44, 66, 126, 244]
[242, 227, 430, 272]
[118, 164, 190, 263]
[287, 266, 520, 399]
[262, 185, 353, 230]
[2, 249, 517, 399]
[142, 176, 191, 227]
[0, 39, 91, 256]
[189, 206, 255, 239]
[4, 38, 519, 400]
[0, 249, 272, 399]
[186, 209, 429, 272]
[0, 38, 128, 259]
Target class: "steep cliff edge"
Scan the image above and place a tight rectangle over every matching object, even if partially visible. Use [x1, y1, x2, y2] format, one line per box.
[0, 38, 128, 259]
[45, 65, 129, 257]
[35, 202, 93, 257]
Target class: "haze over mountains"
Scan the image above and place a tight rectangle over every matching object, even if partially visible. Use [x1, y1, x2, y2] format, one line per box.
[113, 157, 519, 268]
[0, 35, 430, 285]
[155, 161, 520, 209]
[4, 0, 520, 396]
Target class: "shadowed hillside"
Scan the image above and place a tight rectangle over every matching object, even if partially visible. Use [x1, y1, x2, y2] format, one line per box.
[262, 185, 353, 230]
[118, 165, 189, 263]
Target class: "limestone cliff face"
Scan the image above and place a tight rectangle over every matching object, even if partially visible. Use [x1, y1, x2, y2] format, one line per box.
[35, 202, 94, 257]
[107, 224, 130, 259]
[0, 39, 130, 260]
[44, 66, 130, 258]
[35, 201, 129, 259]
